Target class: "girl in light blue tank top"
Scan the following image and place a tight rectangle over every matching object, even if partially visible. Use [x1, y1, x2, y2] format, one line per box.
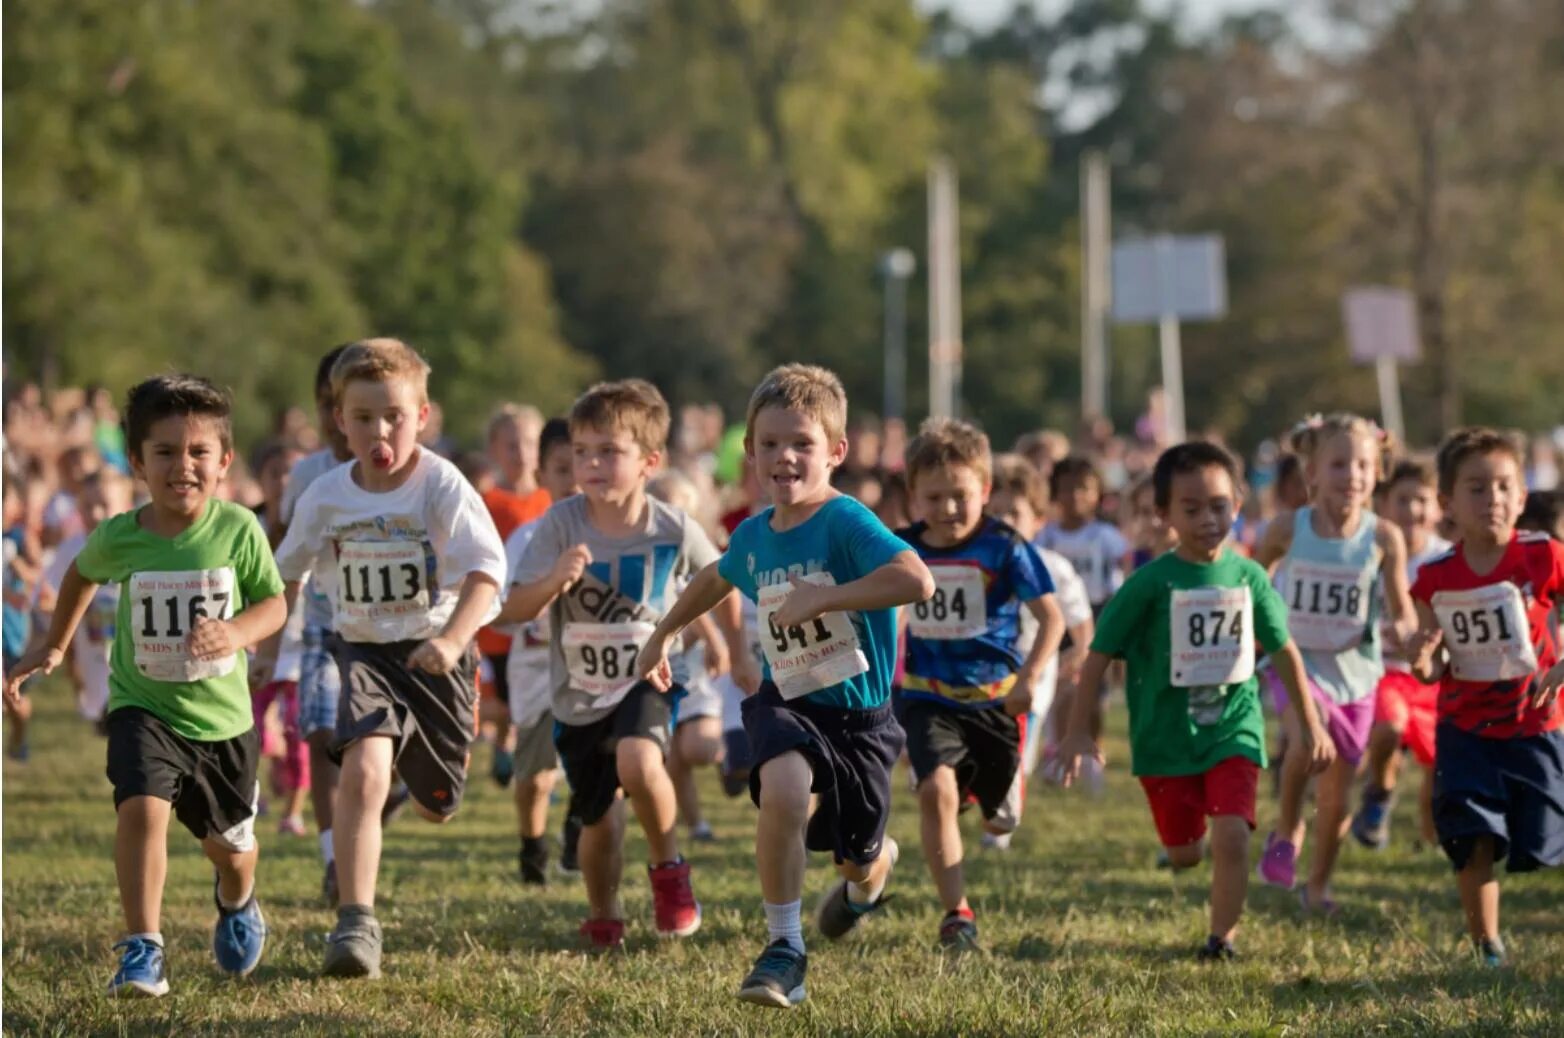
[1252, 414, 1417, 912]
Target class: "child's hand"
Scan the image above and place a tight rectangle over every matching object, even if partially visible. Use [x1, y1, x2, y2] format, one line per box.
[731, 650, 762, 696]
[1404, 626, 1443, 668]
[187, 617, 240, 661]
[1003, 669, 1036, 717]
[1531, 661, 1564, 713]
[408, 635, 464, 675]
[551, 544, 593, 590]
[770, 578, 831, 629]
[1055, 732, 1103, 788]
[4, 647, 62, 704]
[703, 633, 730, 679]
[1302, 720, 1337, 775]
[637, 633, 674, 692]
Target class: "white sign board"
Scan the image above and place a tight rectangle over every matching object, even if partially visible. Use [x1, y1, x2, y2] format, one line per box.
[1111, 235, 1227, 324]
[1342, 287, 1421, 364]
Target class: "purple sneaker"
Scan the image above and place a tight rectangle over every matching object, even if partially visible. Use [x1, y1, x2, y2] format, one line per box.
[1256, 831, 1298, 889]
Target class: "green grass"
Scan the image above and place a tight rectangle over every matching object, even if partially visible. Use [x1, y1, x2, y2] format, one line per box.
[4, 685, 1562, 1037]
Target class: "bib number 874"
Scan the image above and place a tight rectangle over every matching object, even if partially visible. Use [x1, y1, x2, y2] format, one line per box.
[1188, 608, 1243, 647]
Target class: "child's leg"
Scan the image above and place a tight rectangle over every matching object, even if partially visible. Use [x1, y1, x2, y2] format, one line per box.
[201, 834, 258, 907]
[1276, 706, 1310, 849]
[1457, 836, 1499, 942]
[669, 718, 722, 834]
[1365, 722, 1404, 794]
[580, 797, 627, 920]
[617, 735, 679, 864]
[1418, 765, 1437, 846]
[334, 736, 393, 907]
[1208, 815, 1250, 942]
[515, 767, 556, 840]
[306, 731, 337, 836]
[5, 694, 32, 754]
[1305, 754, 1357, 897]
[756, 752, 812, 905]
[917, 765, 967, 913]
[115, 796, 172, 935]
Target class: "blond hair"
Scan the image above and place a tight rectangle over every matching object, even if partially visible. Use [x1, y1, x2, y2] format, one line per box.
[744, 364, 847, 446]
[1287, 412, 1394, 482]
[330, 338, 431, 401]
[487, 402, 544, 442]
[905, 416, 992, 488]
[990, 452, 1048, 516]
[569, 379, 670, 455]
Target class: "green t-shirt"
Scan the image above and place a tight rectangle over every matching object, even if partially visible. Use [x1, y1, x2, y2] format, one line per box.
[1090, 547, 1289, 777]
[74, 499, 284, 741]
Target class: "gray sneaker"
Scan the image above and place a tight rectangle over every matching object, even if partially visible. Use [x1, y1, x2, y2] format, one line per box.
[815, 838, 898, 940]
[322, 907, 382, 979]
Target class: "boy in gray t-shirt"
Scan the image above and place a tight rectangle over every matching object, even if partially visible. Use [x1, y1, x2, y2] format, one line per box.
[504, 379, 732, 951]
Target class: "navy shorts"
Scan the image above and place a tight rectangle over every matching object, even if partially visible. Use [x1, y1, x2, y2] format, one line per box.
[742, 682, 904, 867]
[553, 681, 676, 827]
[1433, 721, 1564, 873]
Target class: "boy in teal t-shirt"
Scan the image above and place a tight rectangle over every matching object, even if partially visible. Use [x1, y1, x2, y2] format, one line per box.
[5, 375, 286, 998]
[1059, 442, 1334, 961]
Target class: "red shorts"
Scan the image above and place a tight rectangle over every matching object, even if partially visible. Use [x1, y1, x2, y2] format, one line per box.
[1138, 756, 1259, 848]
[1373, 670, 1438, 768]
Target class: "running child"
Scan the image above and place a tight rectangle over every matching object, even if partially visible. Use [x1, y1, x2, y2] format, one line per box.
[1059, 441, 1335, 960]
[273, 338, 507, 978]
[507, 379, 721, 948]
[1037, 455, 1129, 611]
[1125, 473, 1179, 570]
[1253, 414, 1415, 912]
[638, 363, 934, 1008]
[1406, 427, 1564, 966]
[5, 374, 287, 995]
[895, 419, 1065, 948]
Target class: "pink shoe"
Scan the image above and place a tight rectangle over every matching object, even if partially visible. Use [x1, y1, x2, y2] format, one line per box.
[1256, 831, 1297, 889]
[1299, 887, 1341, 917]
[277, 815, 307, 837]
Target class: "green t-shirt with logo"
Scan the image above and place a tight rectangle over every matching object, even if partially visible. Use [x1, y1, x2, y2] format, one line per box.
[74, 499, 284, 741]
[1090, 548, 1290, 776]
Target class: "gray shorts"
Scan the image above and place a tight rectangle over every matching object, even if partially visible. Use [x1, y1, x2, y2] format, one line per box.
[512, 712, 559, 781]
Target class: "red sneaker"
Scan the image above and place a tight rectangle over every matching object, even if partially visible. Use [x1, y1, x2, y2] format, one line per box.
[648, 858, 702, 937]
[579, 917, 625, 950]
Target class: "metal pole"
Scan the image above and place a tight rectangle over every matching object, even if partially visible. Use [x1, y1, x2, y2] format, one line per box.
[1081, 151, 1110, 421]
[880, 249, 914, 422]
[1376, 355, 1405, 444]
[928, 158, 961, 418]
[1159, 313, 1187, 443]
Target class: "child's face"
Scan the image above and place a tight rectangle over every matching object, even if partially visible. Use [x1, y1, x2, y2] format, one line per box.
[986, 488, 1038, 540]
[1307, 431, 1376, 513]
[1161, 465, 1238, 556]
[316, 388, 349, 457]
[538, 442, 577, 501]
[132, 415, 233, 519]
[1384, 477, 1439, 543]
[1057, 473, 1099, 524]
[911, 464, 987, 544]
[75, 478, 128, 533]
[336, 377, 428, 477]
[1443, 450, 1524, 545]
[257, 452, 296, 507]
[572, 425, 656, 502]
[490, 417, 541, 490]
[748, 406, 846, 510]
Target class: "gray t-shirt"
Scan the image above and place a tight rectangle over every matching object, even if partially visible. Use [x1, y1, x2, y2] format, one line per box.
[280, 449, 346, 630]
[514, 494, 719, 725]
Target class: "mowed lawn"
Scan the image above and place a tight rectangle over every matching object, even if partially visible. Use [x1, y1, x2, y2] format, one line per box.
[4, 685, 1561, 1037]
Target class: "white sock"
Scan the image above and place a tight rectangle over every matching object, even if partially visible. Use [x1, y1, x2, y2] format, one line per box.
[218, 877, 255, 911]
[764, 900, 804, 954]
[319, 828, 334, 865]
[127, 931, 164, 948]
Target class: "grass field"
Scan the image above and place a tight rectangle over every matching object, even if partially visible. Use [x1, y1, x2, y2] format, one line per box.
[4, 685, 1562, 1037]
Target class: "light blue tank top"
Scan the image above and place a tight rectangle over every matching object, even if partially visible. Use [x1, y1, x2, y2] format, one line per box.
[1282, 508, 1384, 704]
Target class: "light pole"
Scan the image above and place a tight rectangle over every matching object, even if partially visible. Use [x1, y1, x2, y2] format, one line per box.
[879, 248, 916, 422]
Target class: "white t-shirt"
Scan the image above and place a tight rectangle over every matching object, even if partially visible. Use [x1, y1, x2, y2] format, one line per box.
[279, 449, 346, 631]
[274, 450, 507, 644]
[1036, 521, 1128, 606]
[503, 516, 553, 728]
[43, 532, 117, 718]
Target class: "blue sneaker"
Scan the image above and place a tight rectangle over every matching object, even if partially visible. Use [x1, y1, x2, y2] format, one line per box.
[1478, 937, 1507, 968]
[108, 937, 169, 998]
[1351, 785, 1393, 850]
[212, 881, 267, 978]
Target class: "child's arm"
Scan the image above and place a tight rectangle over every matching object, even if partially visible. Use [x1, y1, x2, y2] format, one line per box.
[638, 562, 737, 692]
[689, 610, 730, 677]
[1006, 593, 1065, 718]
[499, 545, 592, 625]
[1406, 599, 1447, 684]
[4, 561, 99, 703]
[1377, 521, 1417, 648]
[1060, 615, 1094, 686]
[408, 572, 501, 674]
[768, 550, 934, 629]
[1271, 641, 1336, 774]
[1252, 511, 1295, 573]
[1056, 649, 1111, 784]
[188, 591, 289, 662]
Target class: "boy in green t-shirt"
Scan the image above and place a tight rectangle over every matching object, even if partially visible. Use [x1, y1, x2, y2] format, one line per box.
[1058, 442, 1334, 960]
[5, 375, 287, 997]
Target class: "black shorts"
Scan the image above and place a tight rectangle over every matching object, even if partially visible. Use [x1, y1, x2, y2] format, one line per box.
[105, 707, 260, 848]
[331, 638, 478, 818]
[902, 697, 1026, 831]
[553, 681, 675, 826]
[483, 652, 509, 705]
[743, 682, 904, 867]
[1433, 721, 1564, 873]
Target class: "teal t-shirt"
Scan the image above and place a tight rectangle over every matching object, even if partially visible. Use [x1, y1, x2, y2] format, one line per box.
[719, 496, 910, 710]
[1090, 548, 1290, 776]
[74, 500, 284, 741]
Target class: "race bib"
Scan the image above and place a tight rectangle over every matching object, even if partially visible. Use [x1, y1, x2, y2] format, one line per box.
[1432, 583, 1538, 682]
[907, 563, 987, 640]
[129, 568, 237, 682]
[757, 575, 868, 700]
[1285, 559, 1371, 652]
[562, 621, 656, 697]
[336, 540, 432, 642]
[1170, 586, 1254, 689]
